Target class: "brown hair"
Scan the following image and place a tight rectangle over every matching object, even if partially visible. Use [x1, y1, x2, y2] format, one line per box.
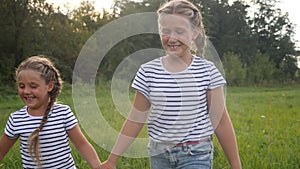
[157, 0, 206, 56]
[16, 55, 63, 166]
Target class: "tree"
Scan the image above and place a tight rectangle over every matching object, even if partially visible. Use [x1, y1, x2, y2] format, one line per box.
[0, 0, 298, 86]
[247, 52, 275, 85]
[97, 0, 162, 80]
[0, 0, 54, 84]
[193, 0, 252, 59]
[249, 0, 298, 81]
[222, 52, 246, 86]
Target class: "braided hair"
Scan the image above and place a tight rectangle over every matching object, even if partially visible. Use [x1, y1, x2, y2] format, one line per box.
[15, 55, 63, 166]
[157, 0, 206, 57]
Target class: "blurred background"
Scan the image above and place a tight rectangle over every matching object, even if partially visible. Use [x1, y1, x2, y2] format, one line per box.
[0, 0, 299, 87]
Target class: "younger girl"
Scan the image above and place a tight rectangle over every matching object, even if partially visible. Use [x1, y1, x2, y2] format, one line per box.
[0, 56, 101, 169]
[101, 0, 241, 169]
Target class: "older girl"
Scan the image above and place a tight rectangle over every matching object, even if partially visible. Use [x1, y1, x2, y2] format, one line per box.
[102, 0, 241, 168]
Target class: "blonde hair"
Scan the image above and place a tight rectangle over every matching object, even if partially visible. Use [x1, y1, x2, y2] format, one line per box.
[16, 55, 63, 166]
[157, 0, 206, 56]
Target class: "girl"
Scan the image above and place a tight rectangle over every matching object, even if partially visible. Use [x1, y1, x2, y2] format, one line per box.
[0, 56, 101, 169]
[101, 0, 241, 168]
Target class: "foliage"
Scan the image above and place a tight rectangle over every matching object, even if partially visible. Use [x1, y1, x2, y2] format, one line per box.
[0, 0, 299, 86]
[249, 0, 298, 81]
[246, 52, 276, 85]
[197, 0, 254, 59]
[222, 52, 246, 86]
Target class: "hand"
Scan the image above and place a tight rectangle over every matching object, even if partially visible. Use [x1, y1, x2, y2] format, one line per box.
[100, 160, 116, 169]
[92, 163, 102, 169]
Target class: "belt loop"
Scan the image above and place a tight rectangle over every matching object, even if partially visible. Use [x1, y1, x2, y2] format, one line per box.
[150, 139, 157, 149]
[182, 142, 187, 151]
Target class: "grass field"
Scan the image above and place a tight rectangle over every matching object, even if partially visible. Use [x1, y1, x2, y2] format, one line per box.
[0, 84, 299, 169]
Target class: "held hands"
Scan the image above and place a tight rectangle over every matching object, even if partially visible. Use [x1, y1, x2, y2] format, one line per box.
[92, 161, 102, 169]
[99, 160, 117, 169]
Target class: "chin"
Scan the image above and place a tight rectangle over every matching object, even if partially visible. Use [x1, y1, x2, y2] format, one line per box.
[167, 51, 182, 57]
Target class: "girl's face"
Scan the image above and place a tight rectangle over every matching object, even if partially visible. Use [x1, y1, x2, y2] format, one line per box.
[159, 14, 197, 58]
[17, 69, 54, 114]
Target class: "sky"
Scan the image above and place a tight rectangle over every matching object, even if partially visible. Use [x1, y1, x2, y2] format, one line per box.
[272, 0, 299, 49]
[46, 0, 300, 48]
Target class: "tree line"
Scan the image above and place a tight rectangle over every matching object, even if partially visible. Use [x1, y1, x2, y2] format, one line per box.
[0, 0, 299, 87]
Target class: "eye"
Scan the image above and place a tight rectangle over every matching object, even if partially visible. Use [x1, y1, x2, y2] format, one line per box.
[161, 28, 170, 35]
[175, 28, 185, 35]
[18, 83, 25, 89]
[30, 84, 38, 89]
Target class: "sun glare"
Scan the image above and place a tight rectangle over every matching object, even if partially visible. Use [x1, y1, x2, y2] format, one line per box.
[46, 0, 114, 11]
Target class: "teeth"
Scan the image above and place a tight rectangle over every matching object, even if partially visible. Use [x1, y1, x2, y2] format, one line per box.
[169, 45, 180, 49]
[25, 96, 34, 101]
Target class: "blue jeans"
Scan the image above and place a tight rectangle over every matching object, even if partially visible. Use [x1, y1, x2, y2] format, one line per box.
[148, 138, 213, 169]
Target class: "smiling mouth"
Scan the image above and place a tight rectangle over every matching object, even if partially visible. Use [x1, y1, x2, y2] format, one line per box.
[168, 44, 181, 49]
[24, 96, 35, 102]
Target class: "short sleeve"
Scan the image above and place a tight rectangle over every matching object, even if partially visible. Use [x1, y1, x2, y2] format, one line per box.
[4, 115, 19, 139]
[208, 63, 226, 90]
[131, 66, 150, 99]
[64, 106, 78, 131]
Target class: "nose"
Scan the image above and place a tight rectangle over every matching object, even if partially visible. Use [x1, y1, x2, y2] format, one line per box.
[170, 31, 179, 38]
[168, 32, 178, 42]
[23, 86, 31, 94]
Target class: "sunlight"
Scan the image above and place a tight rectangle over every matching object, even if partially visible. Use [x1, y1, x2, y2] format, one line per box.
[46, 0, 114, 11]
[46, 0, 299, 48]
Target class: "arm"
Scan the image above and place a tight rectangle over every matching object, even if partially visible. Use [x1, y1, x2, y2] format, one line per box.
[215, 109, 241, 169]
[207, 87, 242, 169]
[68, 125, 101, 169]
[101, 91, 151, 169]
[0, 134, 17, 160]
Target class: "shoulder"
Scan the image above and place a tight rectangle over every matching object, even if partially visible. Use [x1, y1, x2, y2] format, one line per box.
[5, 107, 29, 137]
[193, 56, 222, 73]
[193, 56, 214, 67]
[51, 103, 73, 115]
[138, 57, 165, 75]
[140, 57, 162, 70]
[52, 103, 71, 110]
[49, 104, 77, 124]
[134, 57, 163, 78]
[9, 106, 27, 118]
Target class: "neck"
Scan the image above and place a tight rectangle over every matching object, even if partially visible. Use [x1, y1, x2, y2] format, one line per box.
[27, 103, 50, 116]
[163, 54, 193, 73]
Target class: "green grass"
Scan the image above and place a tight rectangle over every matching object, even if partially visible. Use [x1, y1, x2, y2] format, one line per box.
[0, 84, 299, 168]
[215, 86, 300, 169]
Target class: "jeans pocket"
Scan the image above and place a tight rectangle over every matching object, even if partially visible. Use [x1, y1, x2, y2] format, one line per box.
[148, 139, 170, 156]
[188, 140, 213, 156]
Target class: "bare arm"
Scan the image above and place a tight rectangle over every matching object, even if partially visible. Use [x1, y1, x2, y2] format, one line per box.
[215, 109, 242, 169]
[68, 125, 101, 169]
[101, 91, 151, 169]
[207, 87, 242, 169]
[0, 134, 17, 160]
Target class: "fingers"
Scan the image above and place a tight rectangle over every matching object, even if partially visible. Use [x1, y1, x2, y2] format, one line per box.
[99, 161, 116, 169]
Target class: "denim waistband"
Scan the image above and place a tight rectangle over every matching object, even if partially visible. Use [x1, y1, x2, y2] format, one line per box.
[148, 136, 212, 156]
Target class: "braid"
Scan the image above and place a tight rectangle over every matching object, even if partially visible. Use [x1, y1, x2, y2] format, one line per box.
[28, 102, 52, 167]
[17, 55, 63, 167]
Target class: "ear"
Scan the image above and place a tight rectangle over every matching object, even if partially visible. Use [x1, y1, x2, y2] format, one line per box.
[192, 29, 200, 40]
[47, 81, 55, 92]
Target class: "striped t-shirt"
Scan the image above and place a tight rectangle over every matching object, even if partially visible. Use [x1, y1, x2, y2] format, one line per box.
[132, 56, 226, 143]
[5, 103, 78, 169]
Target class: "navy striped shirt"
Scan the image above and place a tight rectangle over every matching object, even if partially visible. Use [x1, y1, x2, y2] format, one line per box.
[5, 104, 78, 169]
[132, 56, 226, 143]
